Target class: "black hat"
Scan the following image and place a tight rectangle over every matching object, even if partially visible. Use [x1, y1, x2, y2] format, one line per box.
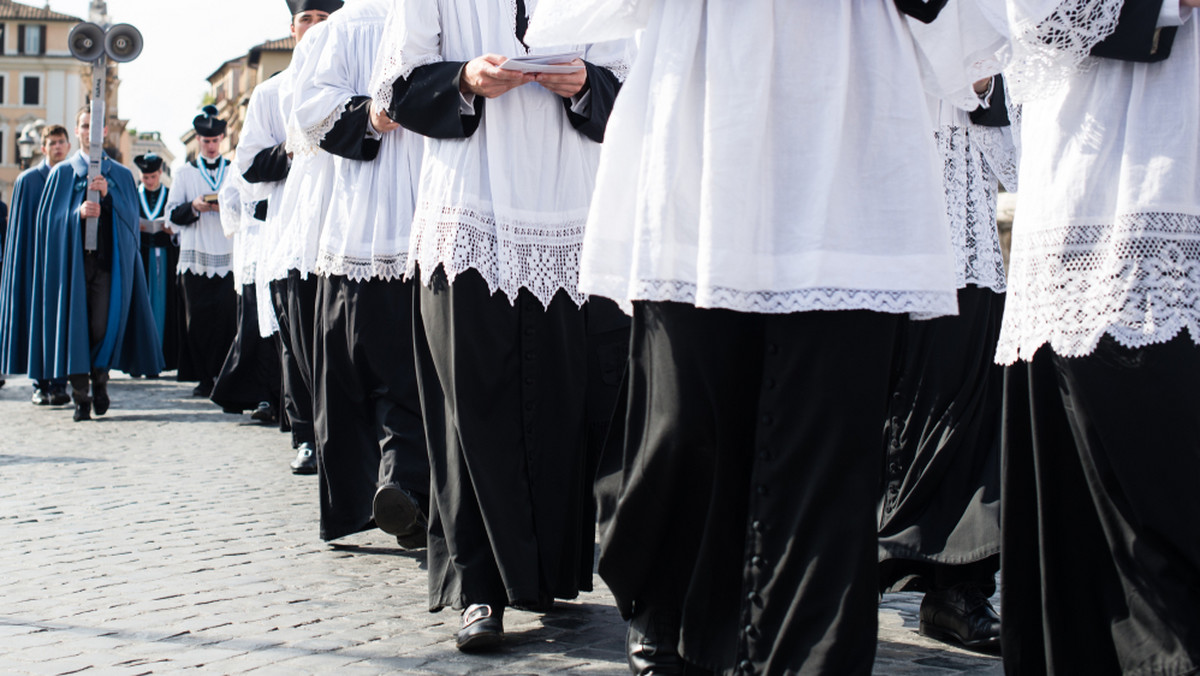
[192, 105, 227, 138]
[286, 0, 343, 15]
[134, 153, 163, 173]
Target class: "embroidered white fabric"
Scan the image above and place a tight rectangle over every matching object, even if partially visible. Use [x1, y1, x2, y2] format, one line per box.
[294, 0, 425, 284]
[996, 213, 1200, 362]
[408, 202, 587, 305]
[564, 1, 973, 317]
[371, 0, 634, 306]
[936, 120, 1010, 293]
[999, 17, 1200, 362]
[1005, 0, 1124, 101]
[165, 159, 234, 279]
[218, 170, 263, 291]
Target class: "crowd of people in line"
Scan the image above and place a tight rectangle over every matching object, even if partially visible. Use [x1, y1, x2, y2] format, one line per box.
[1, 0, 1198, 673]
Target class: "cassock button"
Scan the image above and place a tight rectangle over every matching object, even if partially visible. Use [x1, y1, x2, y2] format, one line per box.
[751, 556, 763, 568]
[751, 520, 764, 533]
[738, 660, 753, 674]
[525, 402, 534, 411]
[746, 591, 760, 603]
[744, 624, 757, 638]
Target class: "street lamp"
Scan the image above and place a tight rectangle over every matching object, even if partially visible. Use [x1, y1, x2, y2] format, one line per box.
[17, 128, 37, 169]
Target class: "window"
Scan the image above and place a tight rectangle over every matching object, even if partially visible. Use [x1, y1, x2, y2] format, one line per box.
[22, 75, 40, 106]
[0, 74, 6, 105]
[0, 25, 6, 56]
[18, 24, 45, 55]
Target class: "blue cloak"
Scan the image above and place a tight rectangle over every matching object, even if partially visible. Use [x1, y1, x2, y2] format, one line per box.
[0, 161, 51, 375]
[27, 152, 164, 379]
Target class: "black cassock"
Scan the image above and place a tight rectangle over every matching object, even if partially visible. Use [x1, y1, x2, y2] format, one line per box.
[137, 187, 182, 371]
[878, 286, 1003, 592]
[388, 48, 624, 609]
[210, 282, 281, 414]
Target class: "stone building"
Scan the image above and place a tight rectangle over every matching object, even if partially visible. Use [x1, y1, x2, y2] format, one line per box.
[181, 36, 294, 162]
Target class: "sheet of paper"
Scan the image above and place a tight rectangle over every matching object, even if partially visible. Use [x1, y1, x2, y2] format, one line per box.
[140, 218, 165, 234]
[499, 51, 584, 74]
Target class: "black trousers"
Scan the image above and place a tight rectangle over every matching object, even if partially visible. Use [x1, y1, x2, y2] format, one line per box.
[599, 302, 898, 675]
[68, 251, 113, 402]
[313, 274, 430, 542]
[878, 286, 1004, 592]
[1001, 333, 1200, 676]
[271, 270, 317, 448]
[178, 271, 236, 385]
[211, 284, 281, 412]
[414, 266, 593, 612]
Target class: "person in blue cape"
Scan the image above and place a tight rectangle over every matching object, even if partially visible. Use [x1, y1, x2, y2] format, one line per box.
[0, 124, 73, 406]
[28, 107, 163, 421]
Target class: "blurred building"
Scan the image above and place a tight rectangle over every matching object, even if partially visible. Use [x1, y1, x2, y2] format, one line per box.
[125, 129, 175, 186]
[181, 36, 295, 162]
[0, 0, 133, 201]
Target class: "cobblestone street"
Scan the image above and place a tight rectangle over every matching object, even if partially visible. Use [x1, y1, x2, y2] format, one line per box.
[0, 374, 1003, 675]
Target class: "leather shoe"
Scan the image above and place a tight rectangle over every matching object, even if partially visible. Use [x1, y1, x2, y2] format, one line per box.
[73, 402, 92, 422]
[919, 583, 1001, 653]
[31, 388, 49, 406]
[48, 388, 71, 406]
[93, 389, 110, 416]
[627, 607, 685, 675]
[250, 401, 277, 423]
[373, 484, 427, 549]
[290, 442, 318, 475]
[456, 603, 503, 652]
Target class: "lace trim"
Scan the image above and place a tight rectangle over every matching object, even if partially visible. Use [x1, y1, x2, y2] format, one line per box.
[587, 278, 957, 318]
[996, 213, 1200, 363]
[408, 202, 587, 307]
[937, 124, 1008, 293]
[288, 103, 343, 157]
[371, 50, 443, 114]
[179, 249, 233, 278]
[1006, 0, 1123, 102]
[315, 250, 409, 283]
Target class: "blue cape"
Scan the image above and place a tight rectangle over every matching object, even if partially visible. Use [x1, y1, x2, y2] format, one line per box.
[27, 152, 164, 379]
[0, 161, 50, 374]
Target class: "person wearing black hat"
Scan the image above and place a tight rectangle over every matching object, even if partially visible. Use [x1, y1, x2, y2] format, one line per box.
[234, 0, 340, 473]
[134, 153, 180, 373]
[166, 106, 237, 398]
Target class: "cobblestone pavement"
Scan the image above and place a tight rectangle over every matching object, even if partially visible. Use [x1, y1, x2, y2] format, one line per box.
[0, 374, 1003, 675]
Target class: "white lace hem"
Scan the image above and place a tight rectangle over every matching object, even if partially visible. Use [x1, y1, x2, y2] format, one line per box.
[179, 250, 233, 278]
[316, 250, 409, 283]
[407, 202, 586, 307]
[584, 277, 958, 318]
[288, 105, 343, 157]
[996, 213, 1200, 364]
[938, 124, 1009, 293]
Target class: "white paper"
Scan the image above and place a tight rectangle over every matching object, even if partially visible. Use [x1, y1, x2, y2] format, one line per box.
[498, 52, 584, 73]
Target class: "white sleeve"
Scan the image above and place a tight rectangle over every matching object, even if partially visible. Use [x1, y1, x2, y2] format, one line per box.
[369, 0, 443, 112]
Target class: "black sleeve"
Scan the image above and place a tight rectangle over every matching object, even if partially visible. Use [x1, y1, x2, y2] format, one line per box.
[243, 143, 290, 183]
[1091, 0, 1177, 62]
[387, 61, 484, 139]
[170, 202, 199, 226]
[562, 61, 622, 144]
[253, 200, 269, 222]
[969, 75, 1011, 128]
[894, 0, 949, 23]
[318, 96, 383, 161]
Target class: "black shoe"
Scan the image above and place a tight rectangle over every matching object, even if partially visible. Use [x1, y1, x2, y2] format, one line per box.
[31, 388, 49, 406]
[919, 583, 1001, 653]
[627, 607, 685, 675]
[456, 604, 503, 652]
[93, 390, 110, 416]
[73, 402, 92, 422]
[192, 380, 213, 397]
[373, 484, 428, 549]
[48, 388, 71, 406]
[250, 401, 277, 423]
[290, 442, 318, 475]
